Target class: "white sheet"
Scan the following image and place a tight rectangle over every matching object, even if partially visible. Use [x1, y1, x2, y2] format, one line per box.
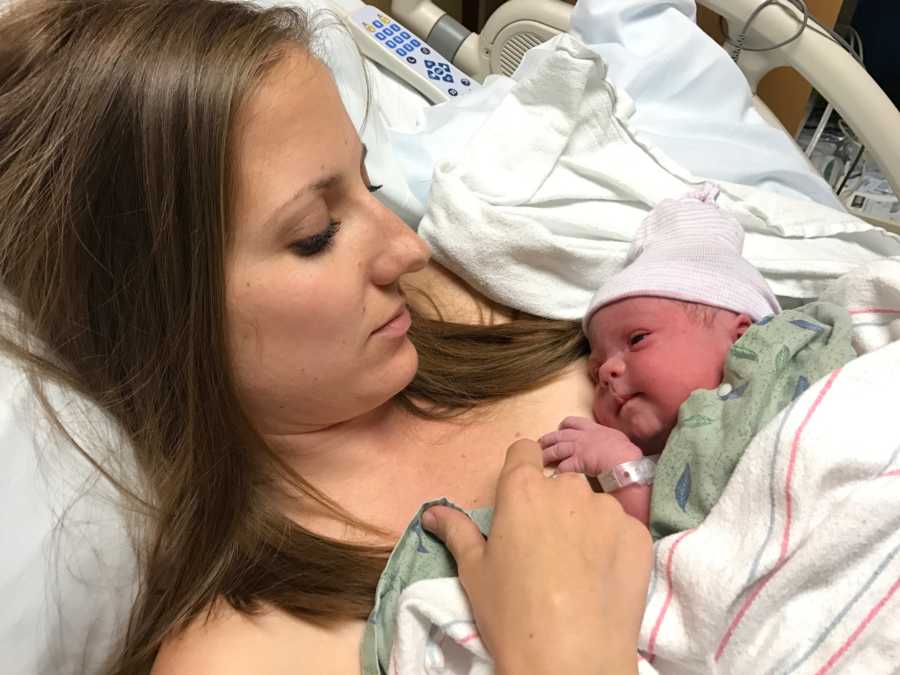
[417, 34, 900, 320]
[386, 0, 844, 224]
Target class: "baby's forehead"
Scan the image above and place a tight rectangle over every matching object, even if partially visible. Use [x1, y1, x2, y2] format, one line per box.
[588, 296, 684, 334]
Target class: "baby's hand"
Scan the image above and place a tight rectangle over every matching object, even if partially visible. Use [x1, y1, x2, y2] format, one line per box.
[539, 416, 643, 477]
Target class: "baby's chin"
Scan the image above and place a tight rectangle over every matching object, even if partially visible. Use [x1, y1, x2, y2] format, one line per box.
[596, 404, 674, 454]
[623, 416, 674, 455]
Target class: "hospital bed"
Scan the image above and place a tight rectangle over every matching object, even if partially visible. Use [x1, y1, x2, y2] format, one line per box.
[2, 1, 900, 673]
[346, 0, 900, 211]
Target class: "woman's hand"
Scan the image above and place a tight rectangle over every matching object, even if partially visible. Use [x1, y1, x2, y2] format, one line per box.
[421, 439, 652, 675]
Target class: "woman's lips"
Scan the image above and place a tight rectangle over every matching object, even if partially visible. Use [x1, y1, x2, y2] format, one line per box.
[372, 305, 411, 337]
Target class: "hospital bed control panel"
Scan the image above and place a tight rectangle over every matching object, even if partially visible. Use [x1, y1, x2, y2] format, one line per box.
[345, 5, 480, 104]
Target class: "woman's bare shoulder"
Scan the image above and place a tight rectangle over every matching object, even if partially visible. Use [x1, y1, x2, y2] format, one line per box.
[403, 262, 517, 325]
[152, 601, 365, 675]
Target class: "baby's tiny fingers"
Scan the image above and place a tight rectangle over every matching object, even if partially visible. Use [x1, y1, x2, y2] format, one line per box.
[559, 416, 597, 431]
[557, 456, 589, 475]
[538, 431, 559, 448]
[555, 428, 589, 443]
[542, 441, 575, 464]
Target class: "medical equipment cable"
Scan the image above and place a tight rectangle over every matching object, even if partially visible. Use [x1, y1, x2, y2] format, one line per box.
[719, 0, 864, 66]
[835, 144, 865, 196]
[722, 0, 806, 61]
[804, 101, 833, 158]
[803, 26, 862, 158]
[722, 1, 870, 199]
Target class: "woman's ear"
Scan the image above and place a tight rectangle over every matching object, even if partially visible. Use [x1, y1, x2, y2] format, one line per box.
[732, 314, 753, 343]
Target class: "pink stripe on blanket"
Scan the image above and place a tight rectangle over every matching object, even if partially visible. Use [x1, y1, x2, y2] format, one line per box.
[715, 369, 842, 662]
[455, 633, 480, 646]
[881, 469, 900, 478]
[814, 574, 900, 675]
[847, 308, 900, 315]
[646, 530, 694, 663]
[781, 370, 840, 557]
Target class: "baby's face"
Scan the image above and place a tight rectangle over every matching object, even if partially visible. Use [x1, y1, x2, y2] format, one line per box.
[587, 297, 747, 453]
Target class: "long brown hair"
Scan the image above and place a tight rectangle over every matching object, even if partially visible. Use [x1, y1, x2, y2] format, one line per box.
[0, 1, 585, 672]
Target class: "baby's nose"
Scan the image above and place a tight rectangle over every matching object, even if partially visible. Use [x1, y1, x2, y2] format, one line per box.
[598, 354, 625, 382]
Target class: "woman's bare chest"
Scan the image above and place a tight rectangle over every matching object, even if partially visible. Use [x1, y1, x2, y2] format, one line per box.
[346, 363, 594, 536]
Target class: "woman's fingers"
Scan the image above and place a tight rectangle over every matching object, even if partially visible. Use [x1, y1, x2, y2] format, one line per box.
[448, 435, 652, 675]
[421, 505, 485, 572]
[500, 437, 544, 472]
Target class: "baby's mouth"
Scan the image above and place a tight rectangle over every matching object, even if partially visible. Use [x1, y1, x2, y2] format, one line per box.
[611, 392, 636, 414]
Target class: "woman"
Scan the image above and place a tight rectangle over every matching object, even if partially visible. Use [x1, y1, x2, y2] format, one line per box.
[0, 1, 650, 673]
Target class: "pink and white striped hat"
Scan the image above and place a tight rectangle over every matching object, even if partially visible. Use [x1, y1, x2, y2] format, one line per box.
[584, 184, 780, 331]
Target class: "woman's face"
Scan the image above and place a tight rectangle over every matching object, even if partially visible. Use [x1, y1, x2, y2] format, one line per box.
[226, 50, 430, 434]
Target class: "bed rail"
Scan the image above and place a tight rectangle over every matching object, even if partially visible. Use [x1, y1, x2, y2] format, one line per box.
[391, 0, 900, 200]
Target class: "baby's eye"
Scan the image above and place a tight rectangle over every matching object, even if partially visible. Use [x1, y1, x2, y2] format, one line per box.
[629, 332, 648, 347]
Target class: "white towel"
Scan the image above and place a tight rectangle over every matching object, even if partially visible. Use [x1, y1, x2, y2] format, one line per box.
[417, 34, 900, 320]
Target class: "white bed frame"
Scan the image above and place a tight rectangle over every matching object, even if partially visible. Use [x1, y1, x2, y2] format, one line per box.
[390, 0, 900, 202]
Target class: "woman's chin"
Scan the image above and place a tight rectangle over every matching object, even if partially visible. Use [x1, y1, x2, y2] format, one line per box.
[384, 337, 420, 395]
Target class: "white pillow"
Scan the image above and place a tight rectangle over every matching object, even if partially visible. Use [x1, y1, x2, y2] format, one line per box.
[1, 352, 138, 675]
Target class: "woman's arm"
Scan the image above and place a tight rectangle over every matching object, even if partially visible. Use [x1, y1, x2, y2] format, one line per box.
[424, 439, 652, 675]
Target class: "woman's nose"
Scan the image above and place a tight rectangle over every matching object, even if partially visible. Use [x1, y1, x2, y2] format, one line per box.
[371, 207, 431, 287]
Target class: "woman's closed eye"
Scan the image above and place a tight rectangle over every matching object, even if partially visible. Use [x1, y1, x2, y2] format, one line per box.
[290, 220, 341, 257]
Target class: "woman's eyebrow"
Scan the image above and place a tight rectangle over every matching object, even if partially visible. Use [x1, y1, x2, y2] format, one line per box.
[263, 141, 365, 236]
[262, 174, 340, 238]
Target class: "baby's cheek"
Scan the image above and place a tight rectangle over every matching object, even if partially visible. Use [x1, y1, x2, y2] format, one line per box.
[591, 397, 603, 421]
[593, 398, 617, 429]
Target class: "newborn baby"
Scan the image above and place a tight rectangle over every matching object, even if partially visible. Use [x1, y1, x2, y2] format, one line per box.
[540, 185, 854, 538]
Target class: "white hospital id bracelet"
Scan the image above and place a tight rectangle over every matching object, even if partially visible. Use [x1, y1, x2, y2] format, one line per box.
[596, 454, 660, 493]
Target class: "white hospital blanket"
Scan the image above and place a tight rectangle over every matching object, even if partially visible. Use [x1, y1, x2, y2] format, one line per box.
[387, 258, 900, 674]
[417, 34, 900, 321]
[389, 0, 844, 221]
